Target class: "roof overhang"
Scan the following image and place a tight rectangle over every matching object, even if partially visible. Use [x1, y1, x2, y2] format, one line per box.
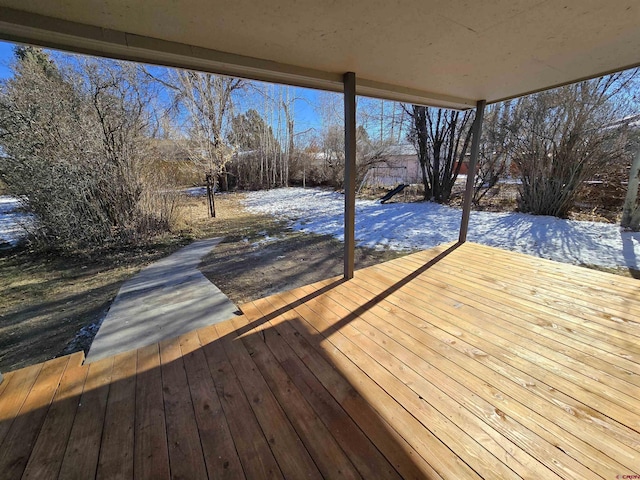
[0, 1, 638, 110]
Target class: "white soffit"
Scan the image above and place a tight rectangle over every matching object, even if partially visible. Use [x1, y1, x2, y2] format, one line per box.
[0, 0, 638, 109]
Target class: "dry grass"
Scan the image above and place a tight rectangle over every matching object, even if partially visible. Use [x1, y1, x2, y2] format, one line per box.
[174, 192, 284, 241]
[0, 238, 189, 372]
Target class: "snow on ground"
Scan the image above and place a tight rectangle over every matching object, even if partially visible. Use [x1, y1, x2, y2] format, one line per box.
[0, 196, 32, 248]
[251, 230, 281, 248]
[181, 186, 207, 197]
[242, 187, 640, 269]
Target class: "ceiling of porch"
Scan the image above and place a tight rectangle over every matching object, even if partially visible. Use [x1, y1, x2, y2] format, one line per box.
[0, 0, 638, 108]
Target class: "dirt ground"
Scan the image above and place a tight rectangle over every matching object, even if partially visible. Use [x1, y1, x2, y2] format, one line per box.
[0, 192, 408, 372]
[0, 238, 190, 372]
[189, 193, 409, 305]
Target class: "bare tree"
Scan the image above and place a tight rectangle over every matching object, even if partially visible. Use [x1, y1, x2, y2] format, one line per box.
[318, 123, 390, 189]
[149, 69, 244, 215]
[224, 82, 307, 189]
[255, 84, 298, 188]
[622, 130, 640, 230]
[406, 105, 474, 203]
[82, 59, 150, 228]
[227, 108, 281, 189]
[358, 97, 408, 144]
[313, 93, 392, 189]
[281, 87, 295, 187]
[622, 149, 640, 229]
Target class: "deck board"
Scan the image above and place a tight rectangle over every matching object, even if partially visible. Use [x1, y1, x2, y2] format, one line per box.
[311, 283, 569, 479]
[231, 314, 363, 480]
[449, 248, 640, 317]
[0, 371, 15, 399]
[179, 330, 246, 480]
[345, 268, 640, 454]
[242, 300, 405, 480]
[133, 343, 170, 480]
[350, 264, 635, 476]
[1, 242, 639, 479]
[370, 261, 640, 405]
[198, 322, 284, 479]
[21, 360, 88, 479]
[382, 257, 640, 372]
[215, 319, 323, 480]
[0, 356, 70, 479]
[374, 258, 640, 427]
[409, 253, 640, 340]
[390, 253, 640, 364]
[58, 356, 114, 480]
[0, 362, 43, 445]
[159, 336, 209, 480]
[96, 350, 137, 480]
[261, 292, 458, 479]
[284, 285, 523, 479]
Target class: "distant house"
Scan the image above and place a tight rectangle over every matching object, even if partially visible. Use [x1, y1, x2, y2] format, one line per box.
[361, 144, 470, 188]
[361, 144, 418, 188]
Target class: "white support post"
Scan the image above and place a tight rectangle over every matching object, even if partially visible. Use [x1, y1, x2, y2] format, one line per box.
[459, 100, 486, 243]
[343, 72, 357, 279]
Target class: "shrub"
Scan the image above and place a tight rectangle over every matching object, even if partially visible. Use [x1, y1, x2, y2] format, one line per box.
[0, 47, 179, 250]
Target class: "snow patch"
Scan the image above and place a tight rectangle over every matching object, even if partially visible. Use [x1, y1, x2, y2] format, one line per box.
[0, 196, 32, 248]
[242, 187, 640, 269]
[251, 231, 280, 248]
[62, 308, 108, 356]
[181, 186, 207, 197]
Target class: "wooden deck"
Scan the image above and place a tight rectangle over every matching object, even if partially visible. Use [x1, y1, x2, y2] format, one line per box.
[1, 242, 639, 479]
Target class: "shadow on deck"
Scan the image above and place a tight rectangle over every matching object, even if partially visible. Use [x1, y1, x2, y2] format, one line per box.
[1, 242, 639, 479]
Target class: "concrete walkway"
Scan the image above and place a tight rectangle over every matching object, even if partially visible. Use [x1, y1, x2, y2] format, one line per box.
[86, 238, 239, 363]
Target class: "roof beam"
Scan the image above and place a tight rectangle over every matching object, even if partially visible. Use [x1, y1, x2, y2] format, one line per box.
[0, 6, 475, 110]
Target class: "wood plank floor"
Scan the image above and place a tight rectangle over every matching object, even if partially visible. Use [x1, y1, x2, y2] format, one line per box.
[1, 242, 639, 479]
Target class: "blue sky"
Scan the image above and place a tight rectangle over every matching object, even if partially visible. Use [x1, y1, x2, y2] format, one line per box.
[0, 39, 326, 136]
[0, 41, 15, 80]
[0, 39, 405, 143]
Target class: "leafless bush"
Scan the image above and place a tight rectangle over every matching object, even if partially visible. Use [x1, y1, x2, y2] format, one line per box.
[509, 73, 636, 217]
[473, 103, 511, 205]
[0, 47, 178, 251]
[135, 165, 182, 239]
[314, 124, 391, 189]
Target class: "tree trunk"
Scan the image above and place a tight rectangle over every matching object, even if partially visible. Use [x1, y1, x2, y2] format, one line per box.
[206, 172, 216, 218]
[420, 161, 430, 200]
